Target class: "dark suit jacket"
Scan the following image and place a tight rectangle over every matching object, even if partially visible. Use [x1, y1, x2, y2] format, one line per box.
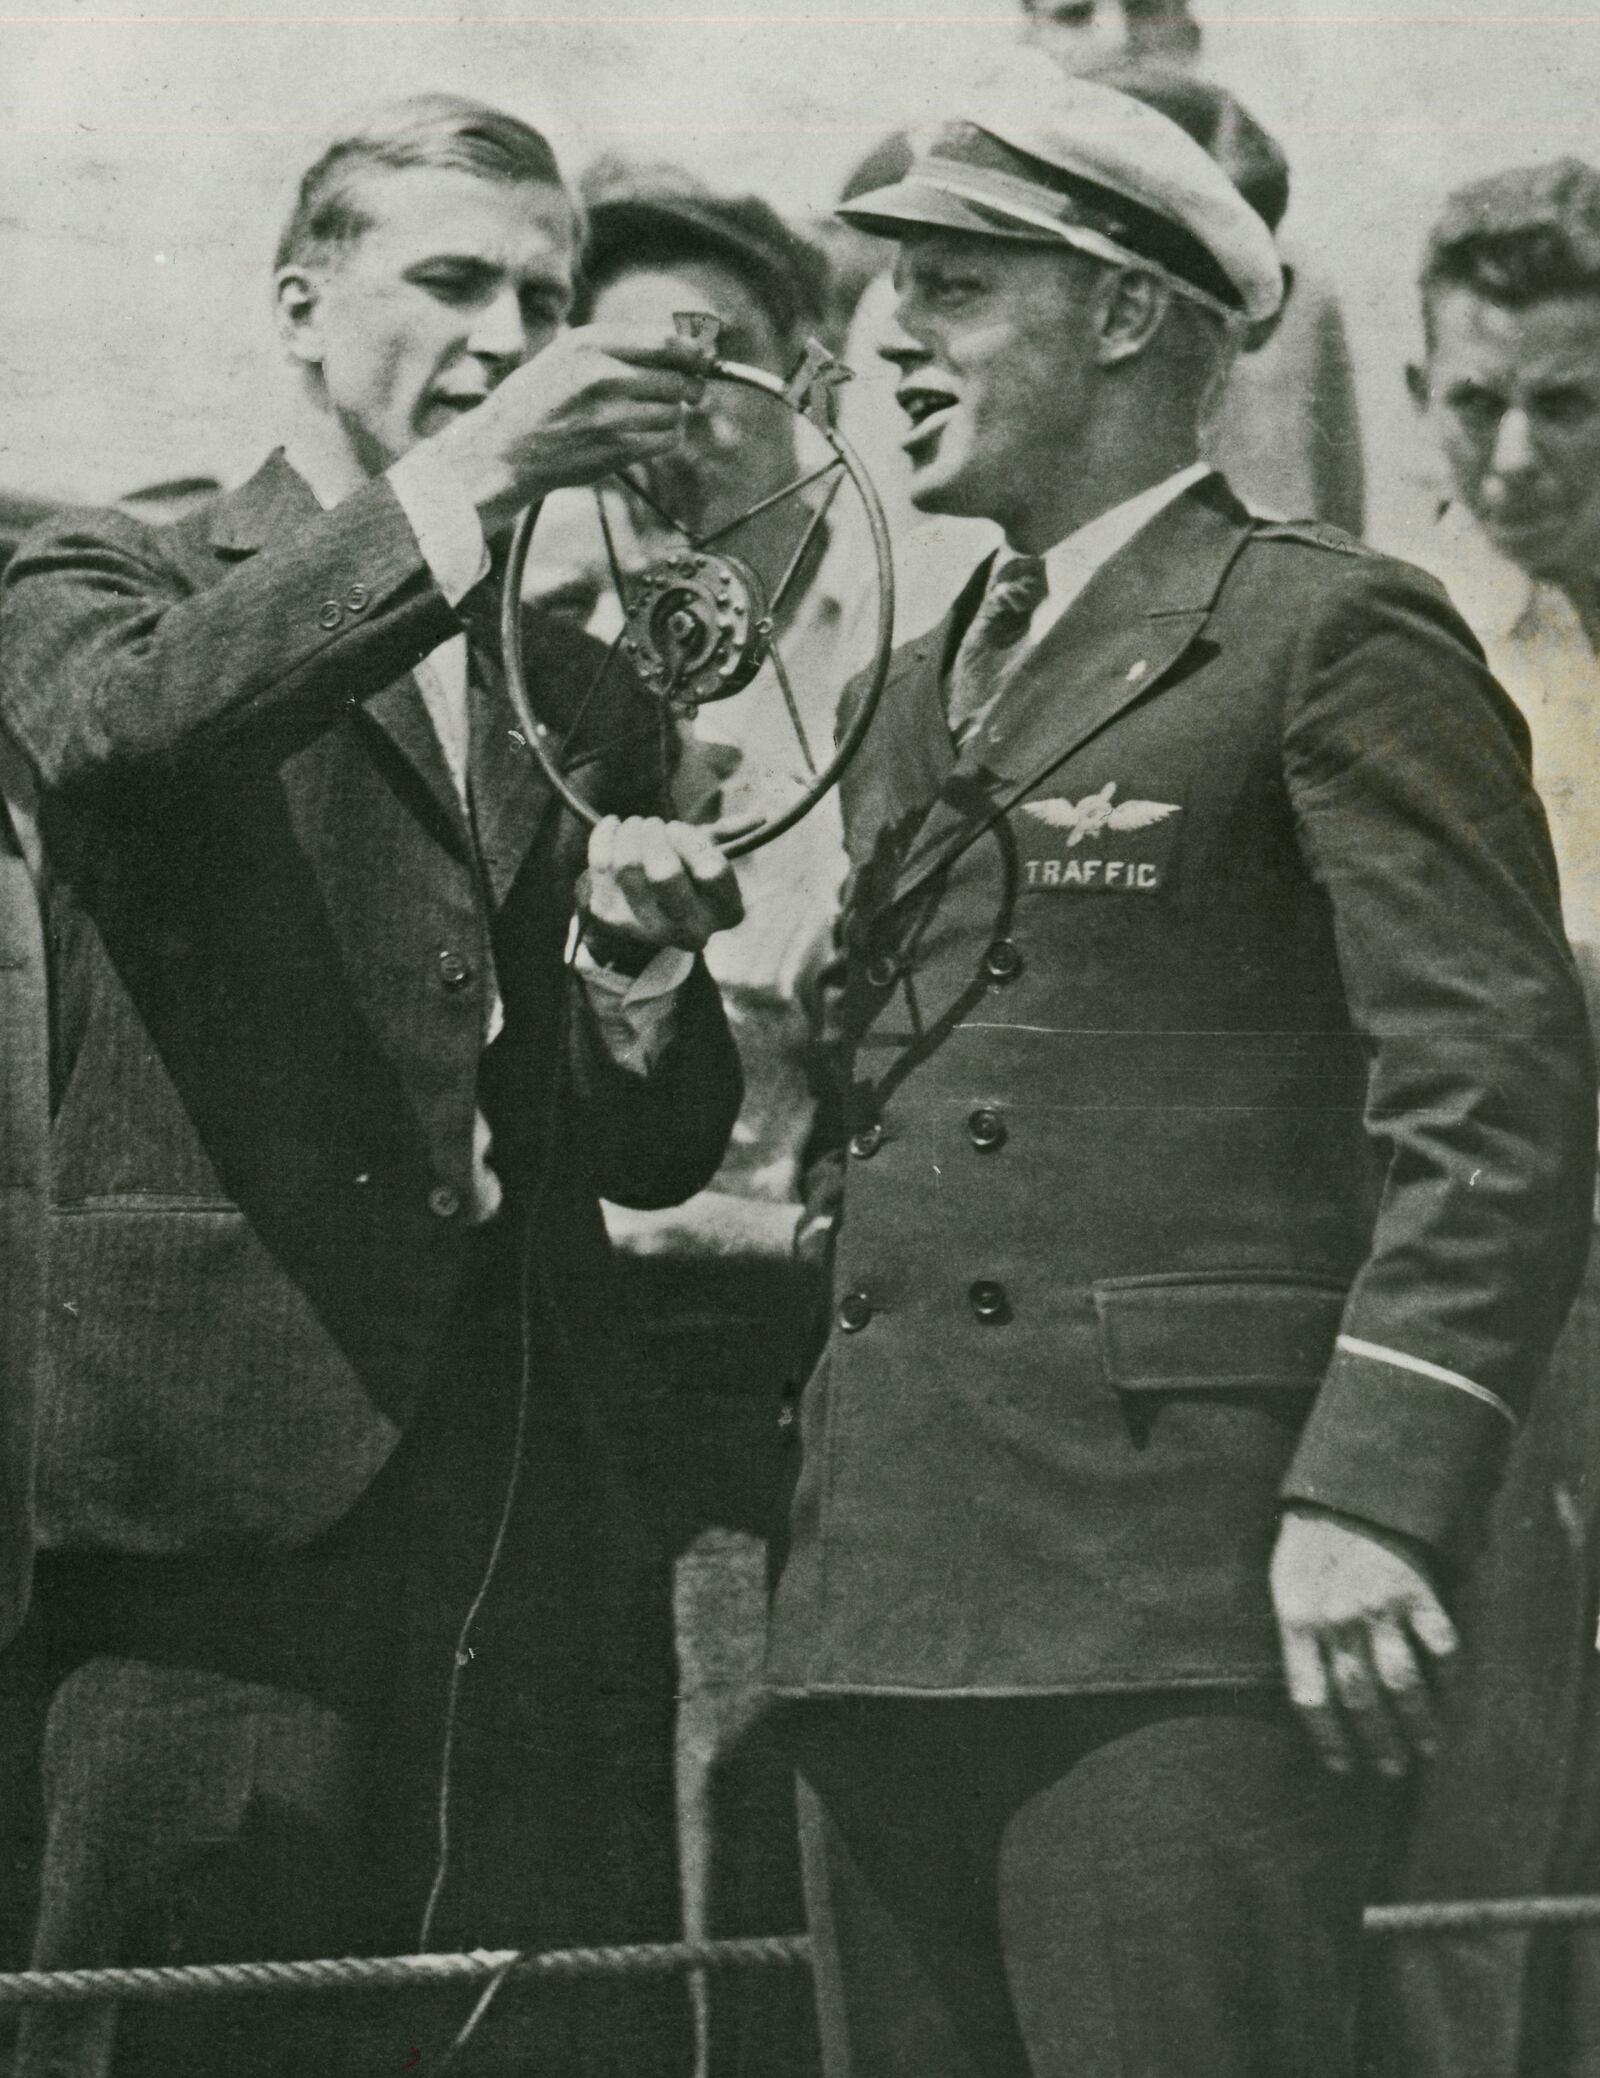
[0, 763, 45, 1639]
[0, 451, 740, 1555]
[767, 475, 1595, 1696]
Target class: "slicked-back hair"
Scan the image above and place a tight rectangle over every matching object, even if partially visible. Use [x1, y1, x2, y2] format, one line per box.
[275, 93, 568, 272]
[1421, 159, 1600, 341]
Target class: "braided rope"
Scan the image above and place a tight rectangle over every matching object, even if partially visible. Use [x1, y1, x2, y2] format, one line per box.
[1366, 1896, 1600, 1936]
[0, 1935, 814, 2007]
[1, 1905, 1598, 2007]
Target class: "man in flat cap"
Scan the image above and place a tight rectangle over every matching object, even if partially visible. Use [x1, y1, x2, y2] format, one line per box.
[764, 61, 1597, 2078]
[561, 175, 861, 2069]
[1380, 158, 1600, 2078]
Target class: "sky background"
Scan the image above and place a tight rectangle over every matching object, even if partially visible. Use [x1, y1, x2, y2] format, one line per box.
[3, 0, 1600, 551]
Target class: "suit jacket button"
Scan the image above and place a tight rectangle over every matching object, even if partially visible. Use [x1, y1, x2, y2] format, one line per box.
[438, 949, 472, 990]
[837, 1289, 874, 1333]
[428, 1184, 462, 1220]
[967, 1107, 1006, 1151]
[968, 1278, 1010, 1324]
[849, 1123, 884, 1160]
[345, 583, 371, 612]
[864, 954, 898, 989]
[317, 600, 343, 630]
[983, 938, 1022, 984]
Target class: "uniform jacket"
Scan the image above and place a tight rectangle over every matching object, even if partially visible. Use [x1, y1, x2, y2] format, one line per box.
[767, 473, 1596, 1696]
[0, 451, 741, 1555]
[0, 768, 45, 1639]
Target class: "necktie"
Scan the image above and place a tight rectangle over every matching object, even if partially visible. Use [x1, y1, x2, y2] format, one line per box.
[946, 553, 1048, 746]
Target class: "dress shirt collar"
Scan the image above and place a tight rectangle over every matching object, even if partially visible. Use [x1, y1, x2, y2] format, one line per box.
[1025, 459, 1214, 649]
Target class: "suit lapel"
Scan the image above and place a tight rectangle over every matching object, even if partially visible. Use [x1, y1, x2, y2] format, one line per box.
[361, 676, 467, 839]
[874, 478, 1254, 919]
[208, 450, 471, 844]
[463, 628, 554, 908]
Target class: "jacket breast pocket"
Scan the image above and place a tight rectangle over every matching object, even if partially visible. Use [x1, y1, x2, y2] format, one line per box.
[1092, 1270, 1346, 1406]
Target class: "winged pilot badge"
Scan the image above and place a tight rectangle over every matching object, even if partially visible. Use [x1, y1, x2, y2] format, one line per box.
[1022, 782, 1180, 846]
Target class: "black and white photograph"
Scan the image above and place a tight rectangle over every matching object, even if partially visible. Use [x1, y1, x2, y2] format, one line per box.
[3, 2, 1600, 2071]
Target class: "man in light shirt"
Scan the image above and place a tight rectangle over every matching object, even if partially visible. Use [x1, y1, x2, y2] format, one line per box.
[0, 94, 743, 2077]
[1383, 158, 1600, 2078]
[763, 63, 1595, 2078]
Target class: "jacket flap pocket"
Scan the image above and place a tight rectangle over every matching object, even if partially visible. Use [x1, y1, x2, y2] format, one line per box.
[1092, 1273, 1346, 1392]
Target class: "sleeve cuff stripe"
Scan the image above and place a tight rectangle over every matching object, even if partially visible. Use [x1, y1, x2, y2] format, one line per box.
[1335, 1334, 1516, 1426]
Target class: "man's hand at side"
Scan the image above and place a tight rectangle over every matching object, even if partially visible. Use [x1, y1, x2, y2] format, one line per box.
[425, 325, 715, 533]
[1271, 1505, 1458, 1778]
[579, 815, 743, 971]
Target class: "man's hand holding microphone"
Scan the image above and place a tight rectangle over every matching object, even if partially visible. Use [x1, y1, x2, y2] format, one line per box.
[425, 320, 744, 961]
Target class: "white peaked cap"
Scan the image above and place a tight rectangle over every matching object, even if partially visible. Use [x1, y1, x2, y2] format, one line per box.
[840, 57, 1285, 326]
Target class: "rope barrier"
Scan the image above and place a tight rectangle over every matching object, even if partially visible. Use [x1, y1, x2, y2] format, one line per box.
[0, 1935, 814, 2007]
[0, 1903, 1597, 2008]
[1366, 1896, 1600, 1936]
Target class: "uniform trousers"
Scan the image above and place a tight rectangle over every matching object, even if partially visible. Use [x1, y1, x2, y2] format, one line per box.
[792, 1691, 1382, 2078]
[11, 1213, 687, 2078]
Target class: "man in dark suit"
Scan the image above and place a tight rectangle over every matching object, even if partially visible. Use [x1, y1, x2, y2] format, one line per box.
[764, 60, 1598, 2078]
[0, 751, 43, 1651]
[0, 94, 742, 2077]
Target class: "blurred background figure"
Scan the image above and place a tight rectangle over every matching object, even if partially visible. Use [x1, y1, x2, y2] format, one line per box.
[542, 171, 870, 2077]
[825, 0, 1365, 639]
[1018, 0, 1199, 70]
[1375, 159, 1600, 2078]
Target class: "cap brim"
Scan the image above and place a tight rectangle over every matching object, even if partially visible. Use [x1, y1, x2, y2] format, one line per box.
[837, 177, 1067, 246]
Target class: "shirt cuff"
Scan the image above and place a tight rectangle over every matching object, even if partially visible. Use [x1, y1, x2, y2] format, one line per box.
[573, 940, 694, 1076]
[387, 447, 491, 607]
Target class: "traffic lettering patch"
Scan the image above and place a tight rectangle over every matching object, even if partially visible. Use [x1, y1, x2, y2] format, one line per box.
[1017, 782, 1182, 894]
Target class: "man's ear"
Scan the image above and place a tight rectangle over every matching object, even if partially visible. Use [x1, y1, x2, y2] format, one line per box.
[1096, 269, 1171, 368]
[1240, 264, 1293, 356]
[1405, 360, 1431, 413]
[274, 264, 324, 367]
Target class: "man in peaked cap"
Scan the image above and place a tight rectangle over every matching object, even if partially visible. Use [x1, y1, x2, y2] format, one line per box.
[764, 61, 1596, 2078]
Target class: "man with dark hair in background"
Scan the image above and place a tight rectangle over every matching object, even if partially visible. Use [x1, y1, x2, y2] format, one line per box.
[1386, 158, 1600, 2078]
[0, 93, 744, 2077]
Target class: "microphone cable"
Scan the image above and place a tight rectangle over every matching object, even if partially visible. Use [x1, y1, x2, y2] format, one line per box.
[420, 951, 577, 2066]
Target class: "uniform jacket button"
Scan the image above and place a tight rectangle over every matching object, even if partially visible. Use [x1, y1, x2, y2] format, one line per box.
[438, 949, 472, 991]
[967, 1107, 1007, 1152]
[837, 1288, 874, 1333]
[345, 582, 371, 612]
[317, 600, 343, 630]
[968, 1278, 1010, 1324]
[864, 954, 898, 990]
[983, 938, 1022, 984]
[849, 1122, 885, 1160]
[428, 1184, 462, 1220]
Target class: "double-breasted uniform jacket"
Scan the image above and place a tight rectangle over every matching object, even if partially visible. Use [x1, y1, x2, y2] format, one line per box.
[767, 474, 1596, 1697]
[0, 451, 741, 1557]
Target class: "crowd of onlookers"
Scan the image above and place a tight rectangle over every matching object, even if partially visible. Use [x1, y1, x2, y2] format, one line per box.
[4, 3, 1600, 2075]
